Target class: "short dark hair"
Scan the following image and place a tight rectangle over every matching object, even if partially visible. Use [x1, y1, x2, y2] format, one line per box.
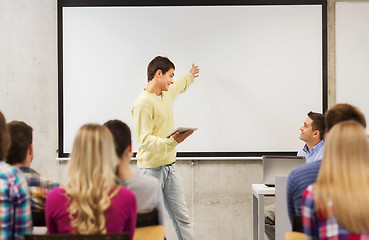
[307, 111, 325, 140]
[6, 121, 33, 165]
[0, 111, 11, 161]
[103, 120, 131, 158]
[325, 103, 366, 132]
[147, 56, 175, 81]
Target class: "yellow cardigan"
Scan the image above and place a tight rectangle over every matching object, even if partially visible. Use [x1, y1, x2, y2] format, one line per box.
[131, 73, 194, 168]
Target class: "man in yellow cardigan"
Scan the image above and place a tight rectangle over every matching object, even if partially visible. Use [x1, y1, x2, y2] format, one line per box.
[131, 56, 199, 240]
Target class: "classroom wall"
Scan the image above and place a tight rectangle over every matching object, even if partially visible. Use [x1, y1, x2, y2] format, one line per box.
[0, 0, 367, 239]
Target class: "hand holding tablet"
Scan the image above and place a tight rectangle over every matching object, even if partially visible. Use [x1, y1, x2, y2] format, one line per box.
[166, 127, 198, 138]
[169, 127, 197, 143]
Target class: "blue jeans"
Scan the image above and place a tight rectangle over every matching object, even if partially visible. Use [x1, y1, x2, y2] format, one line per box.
[138, 163, 193, 240]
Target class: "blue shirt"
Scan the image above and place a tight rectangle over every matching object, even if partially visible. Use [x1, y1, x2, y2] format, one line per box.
[286, 160, 321, 224]
[297, 140, 324, 164]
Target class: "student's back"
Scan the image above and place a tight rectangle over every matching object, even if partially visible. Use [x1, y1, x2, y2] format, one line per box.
[6, 120, 60, 211]
[0, 111, 32, 239]
[104, 119, 165, 226]
[0, 161, 32, 239]
[120, 174, 165, 225]
[46, 186, 136, 233]
[302, 121, 369, 239]
[45, 124, 137, 239]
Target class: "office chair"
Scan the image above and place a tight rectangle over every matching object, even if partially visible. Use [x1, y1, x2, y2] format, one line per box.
[136, 209, 159, 228]
[284, 231, 306, 240]
[133, 225, 165, 240]
[135, 209, 165, 240]
[32, 210, 46, 226]
[292, 215, 303, 233]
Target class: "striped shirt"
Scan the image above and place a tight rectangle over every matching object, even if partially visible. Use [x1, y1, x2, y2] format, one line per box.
[302, 185, 369, 240]
[19, 167, 59, 210]
[0, 162, 32, 240]
[287, 160, 321, 224]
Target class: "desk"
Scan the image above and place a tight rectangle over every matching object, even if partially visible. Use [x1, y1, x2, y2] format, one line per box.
[252, 184, 275, 240]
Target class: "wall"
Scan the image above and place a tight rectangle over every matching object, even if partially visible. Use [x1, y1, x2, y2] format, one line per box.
[0, 0, 367, 239]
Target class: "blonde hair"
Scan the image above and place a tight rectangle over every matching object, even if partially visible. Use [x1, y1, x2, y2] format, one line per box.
[66, 124, 120, 234]
[315, 120, 369, 233]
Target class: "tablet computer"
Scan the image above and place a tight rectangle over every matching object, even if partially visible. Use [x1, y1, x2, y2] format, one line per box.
[166, 127, 198, 138]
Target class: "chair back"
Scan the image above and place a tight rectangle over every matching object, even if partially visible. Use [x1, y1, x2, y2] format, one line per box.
[32, 210, 46, 226]
[133, 225, 165, 240]
[25, 233, 129, 240]
[136, 209, 159, 228]
[292, 215, 303, 232]
[284, 231, 306, 240]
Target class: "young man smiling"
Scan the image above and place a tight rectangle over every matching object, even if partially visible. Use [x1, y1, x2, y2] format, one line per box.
[265, 111, 325, 240]
[297, 111, 325, 163]
[131, 56, 199, 240]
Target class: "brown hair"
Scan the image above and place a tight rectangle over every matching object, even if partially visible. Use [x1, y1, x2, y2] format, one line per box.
[104, 120, 131, 158]
[6, 121, 33, 165]
[307, 111, 325, 140]
[147, 56, 175, 81]
[325, 103, 366, 131]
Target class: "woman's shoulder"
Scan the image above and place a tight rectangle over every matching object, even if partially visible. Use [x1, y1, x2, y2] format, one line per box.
[48, 187, 67, 199]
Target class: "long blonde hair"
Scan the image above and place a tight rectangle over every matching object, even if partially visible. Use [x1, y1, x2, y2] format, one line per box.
[66, 124, 120, 234]
[315, 120, 369, 233]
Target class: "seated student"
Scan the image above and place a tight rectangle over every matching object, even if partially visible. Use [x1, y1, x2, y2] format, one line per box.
[104, 120, 165, 226]
[287, 103, 366, 225]
[297, 111, 325, 163]
[265, 111, 325, 240]
[302, 120, 369, 239]
[45, 124, 137, 239]
[0, 111, 32, 239]
[6, 121, 59, 211]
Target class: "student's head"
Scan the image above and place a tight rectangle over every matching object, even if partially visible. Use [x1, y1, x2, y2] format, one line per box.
[6, 121, 33, 166]
[316, 120, 369, 233]
[147, 56, 175, 82]
[103, 120, 132, 159]
[325, 103, 366, 132]
[0, 111, 11, 161]
[299, 111, 325, 143]
[67, 123, 119, 234]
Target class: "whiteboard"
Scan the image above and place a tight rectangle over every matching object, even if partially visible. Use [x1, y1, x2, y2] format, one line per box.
[336, 2, 369, 135]
[59, 2, 326, 157]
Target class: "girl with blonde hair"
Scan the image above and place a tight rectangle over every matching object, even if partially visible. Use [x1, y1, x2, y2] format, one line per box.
[45, 124, 137, 239]
[302, 120, 369, 239]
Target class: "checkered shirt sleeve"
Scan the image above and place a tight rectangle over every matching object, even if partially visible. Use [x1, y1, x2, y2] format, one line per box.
[302, 184, 319, 240]
[0, 162, 32, 240]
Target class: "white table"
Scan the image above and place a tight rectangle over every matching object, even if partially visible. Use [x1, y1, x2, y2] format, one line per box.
[252, 184, 275, 240]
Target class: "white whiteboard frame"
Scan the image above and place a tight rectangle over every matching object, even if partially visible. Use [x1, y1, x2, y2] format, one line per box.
[57, 0, 328, 158]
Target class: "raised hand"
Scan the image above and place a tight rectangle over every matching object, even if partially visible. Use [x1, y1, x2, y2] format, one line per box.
[190, 64, 200, 78]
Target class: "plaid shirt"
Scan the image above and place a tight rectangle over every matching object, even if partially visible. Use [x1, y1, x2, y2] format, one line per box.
[19, 167, 59, 211]
[0, 162, 32, 240]
[302, 184, 369, 240]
